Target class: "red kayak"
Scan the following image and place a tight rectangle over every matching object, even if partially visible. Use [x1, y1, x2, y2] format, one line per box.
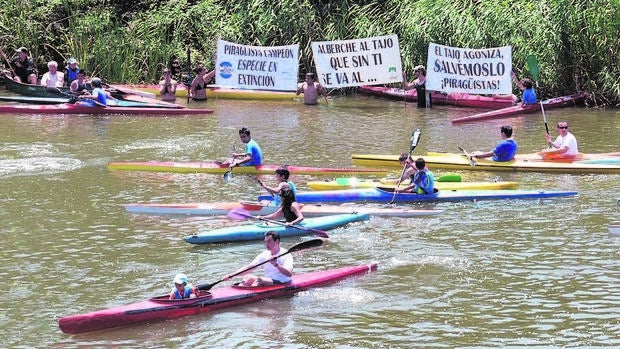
[58, 263, 378, 334]
[451, 92, 587, 123]
[358, 85, 516, 109]
[0, 102, 213, 115]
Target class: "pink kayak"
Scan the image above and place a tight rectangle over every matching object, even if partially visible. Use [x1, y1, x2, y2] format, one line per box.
[0, 102, 213, 115]
[451, 92, 587, 123]
[108, 161, 388, 175]
[124, 200, 444, 218]
[358, 85, 516, 109]
[58, 263, 377, 334]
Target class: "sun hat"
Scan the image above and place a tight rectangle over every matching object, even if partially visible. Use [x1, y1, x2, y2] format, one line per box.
[173, 273, 188, 285]
[15, 47, 28, 53]
[67, 58, 77, 64]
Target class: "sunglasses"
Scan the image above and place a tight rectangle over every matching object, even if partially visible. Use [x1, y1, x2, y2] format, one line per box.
[557, 126, 568, 129]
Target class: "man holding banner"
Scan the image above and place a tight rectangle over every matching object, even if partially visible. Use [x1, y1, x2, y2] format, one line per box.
[296, 72, 327, 105]
[402, 65, 431, 108]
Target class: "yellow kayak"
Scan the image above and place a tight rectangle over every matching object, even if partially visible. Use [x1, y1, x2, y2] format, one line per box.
[119, 84, 298, 100]
[307, 176, 518, 191]
[351, 151, 620, 174]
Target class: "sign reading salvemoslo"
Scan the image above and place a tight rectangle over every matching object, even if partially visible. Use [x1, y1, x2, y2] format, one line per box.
[426, 43, 512, 95]
[216, 39, 299, 91]
[311, 34, 402, 88]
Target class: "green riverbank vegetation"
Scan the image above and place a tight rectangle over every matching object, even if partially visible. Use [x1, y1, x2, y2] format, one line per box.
[1, 0, 618, 106]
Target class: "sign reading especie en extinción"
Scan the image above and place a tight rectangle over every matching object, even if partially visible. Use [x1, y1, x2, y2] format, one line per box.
[215, 39, 299, 91]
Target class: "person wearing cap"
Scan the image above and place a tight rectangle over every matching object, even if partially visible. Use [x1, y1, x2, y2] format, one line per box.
[225, 231, 294, 287]
[158, 68, 178, 101]
[471, 125, 518, 162]
[9, 47, 37, 84]
[539, 121, 579, 159]
[296, 72, 328, 105]
[168, 273, 198, 300]
[63, 58, 80, 87]
[40, 60, 64, 88]
[402, 65, 431, 108]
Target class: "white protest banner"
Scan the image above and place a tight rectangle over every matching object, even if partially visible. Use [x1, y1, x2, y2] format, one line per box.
[215, 39, 299, 91]
[426, 43, 512, 95]
[311, 34, 402, 88]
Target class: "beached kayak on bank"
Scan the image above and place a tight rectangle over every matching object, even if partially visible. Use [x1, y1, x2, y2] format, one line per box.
[358, 85, 516, 109]
[184, 213, 369, 244]
[258, 188, 578, 204]
[108, 161, 388, 175]
[117, 84, 299, 100]
[451, 92, 587, 123]
[351, 152, 620, 174]
[125, 201, 444, 218]
[58, 263, 377, 334]
[0, 102, 213, 115]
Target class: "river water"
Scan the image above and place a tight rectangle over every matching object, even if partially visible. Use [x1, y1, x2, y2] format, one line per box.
[1, 94, 619, 348]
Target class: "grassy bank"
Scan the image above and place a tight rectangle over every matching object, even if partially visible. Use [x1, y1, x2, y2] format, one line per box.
[1, 0, 618, 106]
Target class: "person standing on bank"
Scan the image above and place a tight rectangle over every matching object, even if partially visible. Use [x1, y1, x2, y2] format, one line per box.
[402, 65, 431, 108]
[296, 72, 328, 105]
[471, 125, 518, 162]
[159, 68, 178, 101]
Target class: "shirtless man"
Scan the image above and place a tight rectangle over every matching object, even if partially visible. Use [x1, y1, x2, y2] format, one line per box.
[296, 73, 328, 105]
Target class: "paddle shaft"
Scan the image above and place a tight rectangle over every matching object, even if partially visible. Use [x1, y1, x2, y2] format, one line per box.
[390, 129, 421, 204]
[237, 210, 329, 238]
[527, 55, 552, 147]
[0, 47, 18, 78]
[196, 238, 323, 290]
[458, 146, 476, 166]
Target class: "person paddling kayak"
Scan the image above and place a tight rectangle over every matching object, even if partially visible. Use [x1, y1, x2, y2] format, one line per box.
[225, 231, 294, 287]
[168, 273, 198, 300]
[219, 127, 263, 169]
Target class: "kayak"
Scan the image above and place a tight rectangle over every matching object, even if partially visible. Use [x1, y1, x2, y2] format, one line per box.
[125, 201, 444, 218]
[2, 75, 155, 99]
[257, 188, 578, 204]
[58, 262, 377, 334]
[0, 102, 213, 115]
[107, 161, 388, 175]
[117, 84, 299, 100]
[351, 152, 620, 174]
[358, 85, 516, 109]
[451, 92, 587, 123]
[0, 95, 184, 108]
[184, 213, 369, 244]
[307, 177, 519, 191]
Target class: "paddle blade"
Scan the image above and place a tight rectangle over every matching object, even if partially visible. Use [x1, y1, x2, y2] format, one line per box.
[227, 208, 251, 220]
[409, 128, 422, 153]
[223, 169, 232, 181]
[527, 55, 539, 81]
[288, 238, 324, 252]
[457, 146, 476, 167]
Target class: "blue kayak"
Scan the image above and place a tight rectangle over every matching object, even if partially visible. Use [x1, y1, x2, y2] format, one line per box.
[184, 213, 369, 244]
[258, 188, 578, 204]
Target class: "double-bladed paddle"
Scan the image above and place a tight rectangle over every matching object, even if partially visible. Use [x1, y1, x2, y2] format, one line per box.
[222, 144, 240, 181]
[227, 208, 329, 238]
[527, 55, 552, 148]
[196, 238, 324, 291]
[389, 128, 422, 205]
[458, 146, 476, 166]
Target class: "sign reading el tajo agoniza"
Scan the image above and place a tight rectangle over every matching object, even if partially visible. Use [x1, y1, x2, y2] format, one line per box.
[426, 43, 512, 95]
[311, 34, 403, 88]
[216, 40, 299, 91]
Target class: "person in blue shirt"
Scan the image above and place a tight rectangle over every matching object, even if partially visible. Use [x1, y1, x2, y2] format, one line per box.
[396, 157, 436, 194]
[471, 125, 518, 162]
[512, 71, 537, 106]
[168, 273, 198, 300]
[221, 127, 263, 168]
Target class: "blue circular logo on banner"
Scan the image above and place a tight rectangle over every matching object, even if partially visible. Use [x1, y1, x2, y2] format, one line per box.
[219, 62, 233, 79]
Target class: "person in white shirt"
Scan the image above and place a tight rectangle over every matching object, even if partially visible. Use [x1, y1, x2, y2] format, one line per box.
[539, 121, 579, 159]
[40, 60, 64, 88]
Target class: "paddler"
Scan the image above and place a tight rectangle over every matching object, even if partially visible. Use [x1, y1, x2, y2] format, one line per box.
[257, 167, 297, 200]
[395, 157, 436, 194]
[471, 125, 518, 162]
[257, 188, 304, 226]
[225, 231, 293, 287]
[220, 127, 263, 168]
[169, 273, 198, 299]
[539, 121, 579, 159]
